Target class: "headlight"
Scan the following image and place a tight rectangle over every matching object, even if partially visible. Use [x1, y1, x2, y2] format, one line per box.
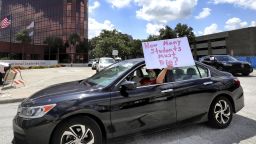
[18, 104, 56, 119]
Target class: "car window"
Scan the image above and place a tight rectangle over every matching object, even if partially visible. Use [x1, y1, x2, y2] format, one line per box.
[172, 66, 201, 82]
[86, 61, 136, 87]
[127, 65, 161, 87]
[204, 57, 210, 61]
[215, 55, 238, 62]
[197, 65, 209, 78]
[100, 58, 115, 63]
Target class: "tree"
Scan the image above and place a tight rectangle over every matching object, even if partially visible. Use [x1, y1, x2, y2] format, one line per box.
[146, 35, 159, 41]
[91, 29, 133, 59]
[44, 36, 63, 61]
[16, 30, 32, 60]
[175, 23, 195, 43]
[130, 39, 143, 58]
[68, 33, 81, 63]
[159, 26, 176, 40]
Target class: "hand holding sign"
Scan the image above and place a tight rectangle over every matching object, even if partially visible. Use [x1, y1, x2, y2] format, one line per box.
[142, 37, 195, 69]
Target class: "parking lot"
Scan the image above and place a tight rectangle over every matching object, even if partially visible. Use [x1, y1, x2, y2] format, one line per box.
[1, 67, 256, 144]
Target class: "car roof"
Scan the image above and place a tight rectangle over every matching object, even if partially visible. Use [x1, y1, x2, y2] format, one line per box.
[121, 58, 202, 67]
[100, 57, 114, 59]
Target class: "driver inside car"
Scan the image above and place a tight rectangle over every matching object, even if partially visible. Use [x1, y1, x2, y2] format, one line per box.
[140, 64, 174, 86]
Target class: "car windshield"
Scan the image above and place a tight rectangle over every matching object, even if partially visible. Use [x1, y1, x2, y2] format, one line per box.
[86, 61, 137, 87]
[101, 58, 115, 64]
[215, 56, 238, 62]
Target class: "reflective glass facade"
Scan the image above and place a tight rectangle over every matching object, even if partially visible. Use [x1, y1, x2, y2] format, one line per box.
[0, 0, 88, 61]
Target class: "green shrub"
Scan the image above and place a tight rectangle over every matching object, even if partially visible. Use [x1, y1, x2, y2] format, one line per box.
[11, 65, 65, 70]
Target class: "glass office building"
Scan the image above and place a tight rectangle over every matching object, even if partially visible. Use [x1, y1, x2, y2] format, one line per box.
[0, 0, 88, 62]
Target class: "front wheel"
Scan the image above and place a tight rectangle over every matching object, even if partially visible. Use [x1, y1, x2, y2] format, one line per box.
[242, 72, 250, 76]
[51, 116, 103, 144]
[208, 96, 233, 129]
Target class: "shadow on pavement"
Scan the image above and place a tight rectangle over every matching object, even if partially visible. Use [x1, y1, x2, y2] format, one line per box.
[234, 73, 256, 78]
[1, 86, 16, 91]
[110, 114, 256, 144]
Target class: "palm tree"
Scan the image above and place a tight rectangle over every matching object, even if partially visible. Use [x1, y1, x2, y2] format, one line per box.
[16, 30, 32, 60]
[44, 36, 63, 61]
[175, 23, 195, 43]
[44, 37, 54, 60]
[159, 26, 176, 40]
[68, 33, 80, 63]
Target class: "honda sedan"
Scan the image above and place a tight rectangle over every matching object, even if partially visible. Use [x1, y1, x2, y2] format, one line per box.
[13, 58, 244, 144]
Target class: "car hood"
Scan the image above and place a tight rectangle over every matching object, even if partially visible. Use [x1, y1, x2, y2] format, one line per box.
[223, 61, 250, 65]
[28, 80, 98, 101]
[101, 63, 113, 66]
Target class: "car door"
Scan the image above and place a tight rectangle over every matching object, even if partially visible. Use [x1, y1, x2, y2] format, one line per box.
[110, 65, 176, 137]
[172, 64, 219, 122]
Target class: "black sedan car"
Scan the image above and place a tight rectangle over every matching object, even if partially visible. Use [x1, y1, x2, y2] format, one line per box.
[200, 55, 253, 76]
[13, 58, 244, 144]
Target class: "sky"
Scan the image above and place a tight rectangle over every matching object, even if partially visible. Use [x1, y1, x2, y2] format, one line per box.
[88, 0, 256, 39]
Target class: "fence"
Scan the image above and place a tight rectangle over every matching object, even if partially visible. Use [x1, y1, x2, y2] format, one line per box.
[235, 56, 256, 68]
[0, 60, 58, 67]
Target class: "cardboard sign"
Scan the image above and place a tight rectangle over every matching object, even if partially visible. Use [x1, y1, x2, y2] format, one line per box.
[142, 37, 195, 69]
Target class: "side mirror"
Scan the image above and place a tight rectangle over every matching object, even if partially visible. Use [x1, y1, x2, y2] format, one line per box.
[120, 81, 137, 90]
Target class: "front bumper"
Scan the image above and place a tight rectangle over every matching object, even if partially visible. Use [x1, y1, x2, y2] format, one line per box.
[223, 66, 253, 74]
[12, 115, 56, 144]
[233, 87, 245, 113]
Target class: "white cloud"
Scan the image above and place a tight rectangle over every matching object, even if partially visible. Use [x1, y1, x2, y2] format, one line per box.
[146, 23, 165, 35]
[251, 21, 256, 27]
[134, 0, 198, 23]
[88, 18, 115, 39]
[204, 23, 220, 35]
[106, 0, 133, 8]
[194, 31, 203, 36]
[89, 1, 100, 13]
[195, 8, 211, 19]
[225, 17, 248, 30]
[212, 0, 256, 11]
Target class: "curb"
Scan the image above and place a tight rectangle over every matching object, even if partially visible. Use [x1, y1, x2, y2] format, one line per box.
[0, 98, 25, 104]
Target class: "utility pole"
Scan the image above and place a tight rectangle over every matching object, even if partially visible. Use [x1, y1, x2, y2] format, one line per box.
[9, 14, 12, 59]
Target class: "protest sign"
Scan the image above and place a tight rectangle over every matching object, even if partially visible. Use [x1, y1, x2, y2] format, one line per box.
[142, 37, 195, 69]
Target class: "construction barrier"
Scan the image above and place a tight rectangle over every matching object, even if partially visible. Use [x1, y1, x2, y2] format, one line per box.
[2, 67, 25, 88]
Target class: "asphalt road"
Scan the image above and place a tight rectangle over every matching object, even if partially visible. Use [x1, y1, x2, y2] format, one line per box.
[1, 75, 256, 144]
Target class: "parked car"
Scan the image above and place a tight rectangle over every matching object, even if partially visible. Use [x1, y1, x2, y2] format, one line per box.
[96, 57, 115, 72]
[115, 57, 122, 62]
[91, 59, 99, 70]
[88, 59, 97, 67]
[13, 58, 244, 144]
[200, 55, 253, 76]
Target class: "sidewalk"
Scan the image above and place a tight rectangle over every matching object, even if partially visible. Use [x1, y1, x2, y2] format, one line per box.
[0, 67, 95, 104]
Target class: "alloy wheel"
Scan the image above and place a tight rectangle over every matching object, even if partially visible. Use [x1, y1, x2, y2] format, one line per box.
[214, 100, 231, 124]
[60, 124, 95, 144]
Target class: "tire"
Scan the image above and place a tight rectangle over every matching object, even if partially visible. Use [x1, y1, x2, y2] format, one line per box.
[51, 116, 103, 144]
[208, 96, 233, 129]
[242, 72, 250, 76]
